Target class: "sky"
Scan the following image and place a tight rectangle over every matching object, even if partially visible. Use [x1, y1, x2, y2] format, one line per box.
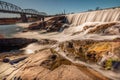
[1, 0, 120, 15]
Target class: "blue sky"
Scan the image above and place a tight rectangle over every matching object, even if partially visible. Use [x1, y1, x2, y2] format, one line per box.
[1, 0, 120, 15]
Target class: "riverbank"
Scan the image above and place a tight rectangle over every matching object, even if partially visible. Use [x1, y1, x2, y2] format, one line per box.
[0, 18, 21, 25]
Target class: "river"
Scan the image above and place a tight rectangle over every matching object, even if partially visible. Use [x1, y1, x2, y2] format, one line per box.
[0, 24, 23, 38]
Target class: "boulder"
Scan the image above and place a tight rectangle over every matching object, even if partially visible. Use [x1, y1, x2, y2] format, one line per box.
[2, 58, 10, 63]
[27, 16, 69, 32]
[28, 21, 46, 30]
[112, 61, 120, 71]
[0, 38, 38, 52]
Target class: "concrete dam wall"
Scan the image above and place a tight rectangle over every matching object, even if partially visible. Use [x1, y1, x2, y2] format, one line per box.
[66, 8, 120, 26]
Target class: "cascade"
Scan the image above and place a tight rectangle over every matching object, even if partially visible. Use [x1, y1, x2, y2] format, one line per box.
[66, 8, 120, 26]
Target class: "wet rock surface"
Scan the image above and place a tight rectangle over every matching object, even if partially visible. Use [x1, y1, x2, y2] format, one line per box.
[0, 39, 120, 80]
[0, 49, 109, 80]
[71, 22, 120, 36]
[0, 37, 118, 79]
[0, 38, 38, 52]
[38, 39, 58, 45]
[2, 56, 27, 65]
[55, 39, 120, 70]
[27, 16, 69, 32]
[112, 61, 120, 71]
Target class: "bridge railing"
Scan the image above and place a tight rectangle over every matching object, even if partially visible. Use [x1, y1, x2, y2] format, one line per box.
[0, 0, 22, 12]
[0, 0, 47, 16]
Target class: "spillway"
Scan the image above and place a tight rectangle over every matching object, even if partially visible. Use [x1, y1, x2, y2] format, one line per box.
[66, 8, 120, 26]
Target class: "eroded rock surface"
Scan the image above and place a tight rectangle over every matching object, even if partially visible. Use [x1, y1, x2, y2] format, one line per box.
[27, 16, 69, 32]
[1, 38, 120, 80]
[0, 38, 38, 52]
[0, 49, 109, 80]
[54, 39, 120, 69]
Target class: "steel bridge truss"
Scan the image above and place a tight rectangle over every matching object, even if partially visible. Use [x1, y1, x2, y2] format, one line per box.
[0, 0, 47, 16]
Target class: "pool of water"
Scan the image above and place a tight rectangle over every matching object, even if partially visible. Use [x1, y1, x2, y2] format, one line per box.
[0, 24, 23, 38]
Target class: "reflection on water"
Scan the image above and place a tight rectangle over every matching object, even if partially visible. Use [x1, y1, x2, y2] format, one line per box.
[0, 24, 23, 37]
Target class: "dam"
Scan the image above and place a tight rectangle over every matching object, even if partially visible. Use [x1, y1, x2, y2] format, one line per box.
[66, 8, 120, 26]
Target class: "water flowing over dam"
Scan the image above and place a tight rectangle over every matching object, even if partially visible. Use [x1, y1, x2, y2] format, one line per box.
[66, 8, 120, 26]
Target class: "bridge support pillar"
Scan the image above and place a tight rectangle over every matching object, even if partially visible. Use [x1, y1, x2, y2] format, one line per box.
[37, 15, 44, 21]
[20, 13, 28, 22]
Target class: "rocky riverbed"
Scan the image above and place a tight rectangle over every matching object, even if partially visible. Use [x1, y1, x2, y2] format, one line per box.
[0, 10, 120, 80]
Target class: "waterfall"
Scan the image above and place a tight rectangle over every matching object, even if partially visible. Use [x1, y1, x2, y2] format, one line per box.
[66, 8, 120, 26]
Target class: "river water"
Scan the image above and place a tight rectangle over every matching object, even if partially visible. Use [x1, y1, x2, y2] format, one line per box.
[0, 24, 23, 38]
